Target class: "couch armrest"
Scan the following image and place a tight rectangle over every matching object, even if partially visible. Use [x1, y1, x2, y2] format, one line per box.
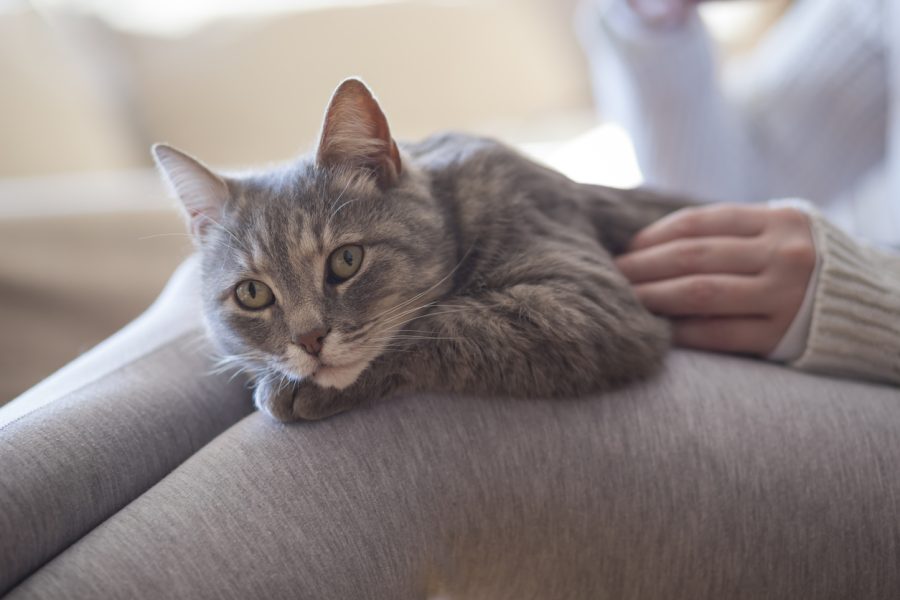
[0, 256, 253, 594]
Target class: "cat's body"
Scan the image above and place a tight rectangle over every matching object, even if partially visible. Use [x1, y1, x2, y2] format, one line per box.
[377, 132, 679, 394]
[154, 79, 688, 421]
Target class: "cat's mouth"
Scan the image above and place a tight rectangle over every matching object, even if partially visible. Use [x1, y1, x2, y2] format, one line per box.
[309, 357, 369, 390]
[280, 343, 375, 390]
[309, 357, 356, 374]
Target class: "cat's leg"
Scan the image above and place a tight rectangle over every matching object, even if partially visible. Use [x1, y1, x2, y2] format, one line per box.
[578, 184, 696, 254]
[253, 373, 298, 422]
[259, 262, 670, 420]
[259, 283, 666, 419]
[256, 361, 402, 422]
[254, 375, 358, 422]
[404, 280, 670, 399]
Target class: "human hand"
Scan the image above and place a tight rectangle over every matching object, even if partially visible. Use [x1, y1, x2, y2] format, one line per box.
[614, 204, 816, 356]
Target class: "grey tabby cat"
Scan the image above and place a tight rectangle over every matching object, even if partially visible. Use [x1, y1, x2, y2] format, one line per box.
[153, 78, 687, 422]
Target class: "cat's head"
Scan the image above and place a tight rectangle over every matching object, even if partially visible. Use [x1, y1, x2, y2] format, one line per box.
[153, 78, 456, 390]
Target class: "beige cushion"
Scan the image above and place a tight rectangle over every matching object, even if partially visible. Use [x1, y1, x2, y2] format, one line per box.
[0, 207, 190, 402]
[0, 9, 143, 175]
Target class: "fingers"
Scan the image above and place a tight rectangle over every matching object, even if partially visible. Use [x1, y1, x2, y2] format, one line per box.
[632, 274, 769, 317]
[615, 236, 767, 284]
[630, 204, 768, 251]
[672, 316, 780, 356]
[619, 203, 815, 358]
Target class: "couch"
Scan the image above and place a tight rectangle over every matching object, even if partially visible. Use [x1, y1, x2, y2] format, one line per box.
[2, 256, 899, 599]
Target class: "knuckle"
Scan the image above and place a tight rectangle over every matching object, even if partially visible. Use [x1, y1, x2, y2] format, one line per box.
[779, 239, 816, 270]
[785, 208, 810, 228]
[675, 210, 704, 235]
[674, 241, 707, 272]
[685, 278, 718, 308]
[770, 207, 810, 230]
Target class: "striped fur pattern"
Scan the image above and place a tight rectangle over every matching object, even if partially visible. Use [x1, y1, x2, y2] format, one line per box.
[155, 79, 689, 421]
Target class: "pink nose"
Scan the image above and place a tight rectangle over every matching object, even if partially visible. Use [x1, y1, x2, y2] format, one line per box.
[294, 328, 329, 356]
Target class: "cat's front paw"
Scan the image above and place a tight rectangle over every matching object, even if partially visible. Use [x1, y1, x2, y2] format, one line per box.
[291, 380, 360, 421]
[253, 375, 360, 422]
[253, 376, 300, 423]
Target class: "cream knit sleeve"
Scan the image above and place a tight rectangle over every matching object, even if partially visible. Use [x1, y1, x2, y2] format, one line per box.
[792, 214, 900, 386]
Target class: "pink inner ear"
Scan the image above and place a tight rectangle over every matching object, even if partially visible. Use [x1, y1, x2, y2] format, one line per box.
[188, 208, 212, 237]
[153, 143, 229, 239]
[317, 79, 402, 188]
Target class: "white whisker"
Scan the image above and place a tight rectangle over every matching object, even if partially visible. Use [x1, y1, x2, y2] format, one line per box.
[138, 232, 195, 241]
[325, 177, 357, 226]
[369, 241, 478, 324]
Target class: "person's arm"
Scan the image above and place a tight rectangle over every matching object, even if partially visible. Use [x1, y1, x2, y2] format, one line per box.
[615, 203, 900, 386]
[577, 0, 887, 205]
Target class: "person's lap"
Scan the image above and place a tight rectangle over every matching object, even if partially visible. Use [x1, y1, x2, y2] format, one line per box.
[9, 348, 900, 599]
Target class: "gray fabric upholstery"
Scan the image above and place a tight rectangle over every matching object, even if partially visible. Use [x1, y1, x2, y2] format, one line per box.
[8, 351, 900, 599]
[0, 258, 253, 595]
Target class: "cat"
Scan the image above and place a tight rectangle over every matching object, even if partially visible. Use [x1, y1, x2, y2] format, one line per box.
[153, 78, 688, 422]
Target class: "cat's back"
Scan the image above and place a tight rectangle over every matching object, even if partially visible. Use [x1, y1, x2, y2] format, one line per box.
[403, 131, 579, 211]
[402, 131, 610, 294]
[405, 131, 591, 234]
[403, 131, 511, 174]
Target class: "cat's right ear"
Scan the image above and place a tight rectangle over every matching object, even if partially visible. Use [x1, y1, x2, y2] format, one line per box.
[316, 78, 402, 189]
[152, 143, 229, 239]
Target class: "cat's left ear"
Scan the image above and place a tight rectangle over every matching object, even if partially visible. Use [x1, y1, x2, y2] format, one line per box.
[152, 144, 230, 239]
[316, 78, 402, 189]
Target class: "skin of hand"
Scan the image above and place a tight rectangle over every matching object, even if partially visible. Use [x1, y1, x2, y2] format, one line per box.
[614, 204, 816, 356]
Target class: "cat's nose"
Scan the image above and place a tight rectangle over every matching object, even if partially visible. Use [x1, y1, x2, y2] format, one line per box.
[293, 327, 330, 357]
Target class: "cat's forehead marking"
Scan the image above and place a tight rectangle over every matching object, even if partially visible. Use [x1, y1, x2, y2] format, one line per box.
[241, 209, 274, 272]
[294, 213, 323, 262]
[233, 245, 254, 273]
[246, 236, 268, 272]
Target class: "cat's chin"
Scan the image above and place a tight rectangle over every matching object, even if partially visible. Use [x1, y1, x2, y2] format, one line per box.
[310, 358, 370, 390]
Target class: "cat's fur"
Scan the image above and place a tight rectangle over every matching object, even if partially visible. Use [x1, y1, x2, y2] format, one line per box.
[154, 78, 688, 421]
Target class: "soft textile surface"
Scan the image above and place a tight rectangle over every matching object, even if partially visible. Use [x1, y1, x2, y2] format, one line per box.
[0, 257, 253, 594]
[8, 351, 900, 599]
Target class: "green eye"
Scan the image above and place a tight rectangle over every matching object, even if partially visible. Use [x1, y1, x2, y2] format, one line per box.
[235, 280, 275, 310]
[327, 244, 364, 283]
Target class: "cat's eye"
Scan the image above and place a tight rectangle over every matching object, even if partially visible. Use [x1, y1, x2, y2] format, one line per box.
[327, 245, 364, 283]
[235, 280, 275, 310]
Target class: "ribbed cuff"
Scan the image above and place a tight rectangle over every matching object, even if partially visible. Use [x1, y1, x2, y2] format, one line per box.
[792, 215, 900, 386]
[766, 199, 822, 362]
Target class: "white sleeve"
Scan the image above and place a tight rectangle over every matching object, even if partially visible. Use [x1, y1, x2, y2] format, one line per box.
[576, 0, 887, 206]
[766, 199, 822, 363]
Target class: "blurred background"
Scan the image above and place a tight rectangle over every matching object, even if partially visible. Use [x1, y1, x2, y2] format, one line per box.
[0, 0, 788, 402]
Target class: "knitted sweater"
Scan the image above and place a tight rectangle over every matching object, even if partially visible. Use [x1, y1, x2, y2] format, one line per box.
[798, 214, 900, 385]
[578, 0, 900, 385]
